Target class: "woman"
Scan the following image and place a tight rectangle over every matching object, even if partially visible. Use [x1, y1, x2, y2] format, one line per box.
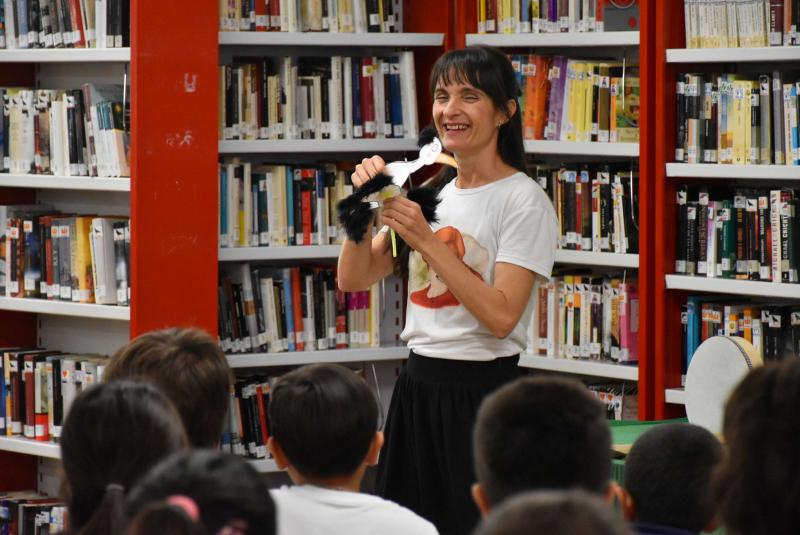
[60, 381, 187, 535]
[338, 45, 558, 534]
[715, 358, 800, 535]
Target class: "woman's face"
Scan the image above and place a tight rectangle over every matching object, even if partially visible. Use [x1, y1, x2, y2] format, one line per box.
[432, 78, 507, 157]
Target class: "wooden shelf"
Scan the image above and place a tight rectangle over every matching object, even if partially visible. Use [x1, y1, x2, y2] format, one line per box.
[219, 245, 340, 262]
[466, 31, 639, 48]
[524, 140, 639, 157]
[0, 48, 130, 62]
[0, 174, 130, 192]
[0, 436, 281, 473]
[667, 46, 800, 63]
[0, 297, 130, 321]
[666, 163, 800, 180]
[227, 346, 408, 368]
[219, 32, 444, 47]
[248, 458, 282, 473]
[0, 436, 61, 459]
[665, 275, 800, 299]
[219, 139, 419, 154]
[519, 354, 638, 380]
[665, 388, 686, 405]
[554, 250, 639, 268]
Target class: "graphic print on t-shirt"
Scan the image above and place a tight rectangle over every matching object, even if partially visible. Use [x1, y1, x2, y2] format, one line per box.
[409, 226, 489, 308]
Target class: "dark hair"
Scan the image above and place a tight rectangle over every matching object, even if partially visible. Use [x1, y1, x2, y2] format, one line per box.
[125, 450, 276, 535]
[624, 423, 722, 531]
[474, 490, 632, 535]
[268, 364, 378, 479]
[105, 327, 233, 448]
[473, 377, 611, 506]
[715, 359, 800, 535]
[427, 45, 527, 189]
[61, 381, 187, 535]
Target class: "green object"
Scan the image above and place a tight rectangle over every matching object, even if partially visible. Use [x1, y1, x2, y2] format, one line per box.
[390, 229, 397, 257]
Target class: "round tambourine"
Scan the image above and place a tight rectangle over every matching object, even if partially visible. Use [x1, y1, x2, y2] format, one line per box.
[685, 336, 763, 434]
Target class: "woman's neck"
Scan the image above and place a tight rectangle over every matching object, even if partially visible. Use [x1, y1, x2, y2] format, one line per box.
[454, 143, 518, 189]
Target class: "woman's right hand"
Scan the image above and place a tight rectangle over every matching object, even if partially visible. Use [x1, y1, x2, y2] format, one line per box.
[352, 155, 386, 188]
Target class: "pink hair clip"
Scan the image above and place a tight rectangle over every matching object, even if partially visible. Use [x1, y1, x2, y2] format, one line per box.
[166, 495, 201, 521]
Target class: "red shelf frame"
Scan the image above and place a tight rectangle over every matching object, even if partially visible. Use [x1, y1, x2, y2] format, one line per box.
[652, 2, 689, 419]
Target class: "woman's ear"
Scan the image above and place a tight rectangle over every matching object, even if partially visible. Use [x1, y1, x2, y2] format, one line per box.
[505, 99, 517, 120]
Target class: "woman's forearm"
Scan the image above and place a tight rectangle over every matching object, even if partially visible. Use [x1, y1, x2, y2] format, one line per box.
[337, 224, 393, 292]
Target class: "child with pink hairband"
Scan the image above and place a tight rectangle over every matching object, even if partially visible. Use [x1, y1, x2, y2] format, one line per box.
[124, 450, 276, 535]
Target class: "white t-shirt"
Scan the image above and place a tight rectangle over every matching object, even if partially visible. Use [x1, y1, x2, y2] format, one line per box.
[400, 171, 558, 361]
[271, 485, 438, 535]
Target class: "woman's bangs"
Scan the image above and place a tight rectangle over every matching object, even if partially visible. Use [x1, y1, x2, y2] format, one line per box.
[430, 53, 483, 93]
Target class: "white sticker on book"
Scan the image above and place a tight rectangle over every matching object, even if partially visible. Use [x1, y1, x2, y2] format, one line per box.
[117, 288, 127, 303]
[8, 281, 19, 294]
[24, 278, 36, 291]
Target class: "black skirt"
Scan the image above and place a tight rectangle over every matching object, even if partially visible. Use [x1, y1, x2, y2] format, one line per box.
[375, 351, 520, 535]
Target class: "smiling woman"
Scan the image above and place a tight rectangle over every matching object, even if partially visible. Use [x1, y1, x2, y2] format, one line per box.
[337, 45, 558, 535]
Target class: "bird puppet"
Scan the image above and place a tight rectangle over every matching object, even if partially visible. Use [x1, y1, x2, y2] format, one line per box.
[336, 127, 458, 257]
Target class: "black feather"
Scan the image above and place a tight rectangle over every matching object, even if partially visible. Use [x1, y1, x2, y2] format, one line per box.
[336, 173, 395, 243]
[407, 187, 440, 224]
[417, 124, 438, 148]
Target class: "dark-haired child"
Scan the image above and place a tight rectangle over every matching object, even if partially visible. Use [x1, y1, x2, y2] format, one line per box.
[715, 358, 800, 535]
[471, 376, 614, 515]
[60, 381, 187, 535]
[104, 327, 233, 448]
[124, 450, 276, 535]
[474, 490, 633, 535]
[621, 423, 722, 535]
[268, 364, 438, 535]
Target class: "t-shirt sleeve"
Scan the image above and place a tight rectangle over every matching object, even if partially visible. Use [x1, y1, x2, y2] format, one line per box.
[495, 191, 558, 280]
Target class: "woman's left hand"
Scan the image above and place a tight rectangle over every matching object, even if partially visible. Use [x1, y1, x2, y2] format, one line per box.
[381, 196, 435, 253]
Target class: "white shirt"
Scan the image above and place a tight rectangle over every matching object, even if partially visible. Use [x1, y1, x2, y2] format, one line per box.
[271, 485, 438, 535]
[401, 172, 558, 361]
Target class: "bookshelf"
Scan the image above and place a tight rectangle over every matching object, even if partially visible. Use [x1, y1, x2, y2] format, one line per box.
[554, 250, 639, 268]
[0, 0, 219, 491]
[218, 139, 420, 154]
[0, 48, 131, 62]
[0, 174, 131, 192]
[665, 275, 800, 300]
[0, 435, 282, 473]
[465, 31, 640, 48]
[666, 163, 800, 181]
[219, 245, 341, 262]
[524, 140, 640, 157]
[519, 354, 638, 381]
[454, 1, 655, 418]
[215, 2, 454, 375]
[219, 32, 445, 47]
[666, 46, 800, 63]
[0, 298, 131, 320]
[651, 2, 800, 418]
[227, 346, 409, 368]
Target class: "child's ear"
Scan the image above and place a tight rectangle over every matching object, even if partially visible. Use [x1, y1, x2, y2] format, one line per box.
[268, 437, 290, 470]
[365, 431, 384, 466]
[615, 484, 637, 521]
[471, 483, 492, 518]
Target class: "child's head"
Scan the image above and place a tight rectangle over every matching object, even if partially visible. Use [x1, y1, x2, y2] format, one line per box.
[621, 423, 722, 532]
[105, 327, 232, 448]
[268, 364, 381, 481]
[125, 450, 276, 535]
[472, 376, 612, 513]
[61, 381, 187, 535]
[473, 490, 632, 535]
[715, 358, 800, 535]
